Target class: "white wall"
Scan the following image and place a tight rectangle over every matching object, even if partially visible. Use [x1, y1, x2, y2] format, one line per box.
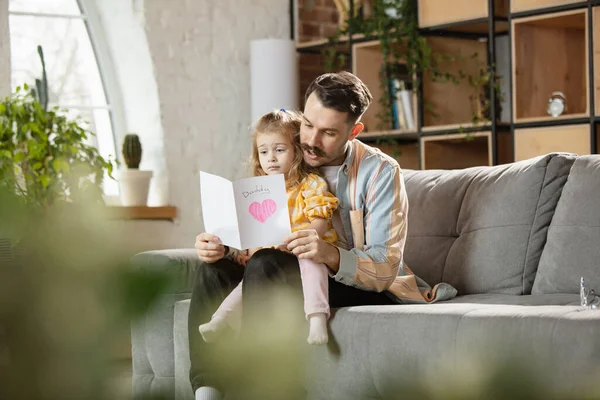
[104, 0, 291, 252]
[0, 0, 9, 98]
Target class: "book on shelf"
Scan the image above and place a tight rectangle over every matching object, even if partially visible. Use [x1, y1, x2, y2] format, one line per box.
[393, 79, 414, 130]
[387, 64, 414, 131]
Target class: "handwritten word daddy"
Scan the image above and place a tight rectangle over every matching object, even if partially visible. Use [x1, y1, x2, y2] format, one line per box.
[242, 185, 271, 198]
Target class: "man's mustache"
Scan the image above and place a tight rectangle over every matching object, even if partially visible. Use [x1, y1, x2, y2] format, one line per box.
[301, 144, 325, 157]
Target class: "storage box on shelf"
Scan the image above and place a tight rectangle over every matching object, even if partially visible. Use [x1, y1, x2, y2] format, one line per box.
[514, 124, 592, 161]
[512, 9, 588, 123]
[352, 40, 418, 135]
[418, 0, 509, 33]
[510, 0, 585, 14]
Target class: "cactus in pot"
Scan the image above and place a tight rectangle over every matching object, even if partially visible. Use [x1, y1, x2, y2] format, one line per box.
[122, 134, 142, 169]
[118, 133, 152, 206]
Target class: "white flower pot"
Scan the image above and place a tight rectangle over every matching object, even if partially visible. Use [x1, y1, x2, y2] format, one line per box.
[118, 169, 153, 206]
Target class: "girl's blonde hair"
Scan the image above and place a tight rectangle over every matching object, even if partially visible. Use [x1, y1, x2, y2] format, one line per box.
[251, 109, 316, 188]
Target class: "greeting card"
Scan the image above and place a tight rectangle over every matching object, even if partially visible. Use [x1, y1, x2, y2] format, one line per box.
[199, 172, 291, 250]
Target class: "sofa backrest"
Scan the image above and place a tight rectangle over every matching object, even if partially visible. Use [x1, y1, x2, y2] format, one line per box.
[532, 155, 600, 294]
[402, 153, 576, 295]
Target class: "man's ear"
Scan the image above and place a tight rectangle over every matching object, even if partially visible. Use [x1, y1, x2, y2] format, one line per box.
[350, 122, 364, 140]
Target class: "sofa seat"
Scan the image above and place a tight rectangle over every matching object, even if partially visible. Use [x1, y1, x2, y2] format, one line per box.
[172, 294, 599, 400]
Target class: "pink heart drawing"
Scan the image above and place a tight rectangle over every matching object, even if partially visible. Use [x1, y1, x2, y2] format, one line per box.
[248, 199, 277, 223]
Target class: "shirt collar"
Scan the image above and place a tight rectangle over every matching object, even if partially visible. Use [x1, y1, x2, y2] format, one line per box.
[341, 140, 354, 175]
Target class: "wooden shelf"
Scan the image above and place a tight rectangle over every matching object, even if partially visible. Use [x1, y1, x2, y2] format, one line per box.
[514, 124, 591, 160]
[420, 121, 511, 133]
[352, 40, 418, 133]
[514, 113, 589, 124]
[418, 0, 508, 29]
[511, 0, 585, 14]
[106, 206, 177, 221]
[422, 19, 510, 35]
[359, 128, 418, 140]
[512, 9, 588, 122]
[421, 132, 493, 169]
[422, 36, 488, 129]
[372, 141, 421, 170]
[296, 33, 367, 52]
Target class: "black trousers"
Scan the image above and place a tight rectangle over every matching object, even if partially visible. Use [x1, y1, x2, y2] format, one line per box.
[187, 248, 394, 393]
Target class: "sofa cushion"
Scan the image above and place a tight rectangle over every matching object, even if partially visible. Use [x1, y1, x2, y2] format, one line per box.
[172, 295, 597, 400]
[532, 155, 600, 294]
[402, 153, 576, 295]
[306, 301, 600, 400]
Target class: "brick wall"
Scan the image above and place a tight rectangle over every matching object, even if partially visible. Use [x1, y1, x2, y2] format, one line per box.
[297, 0, 340, 43]
[297, 0, 343, 107]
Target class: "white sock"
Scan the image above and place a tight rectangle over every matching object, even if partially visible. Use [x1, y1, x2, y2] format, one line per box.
[198, 316, 227, 343]
[195, 386, 222, 400]
[307, 313, 328, 345]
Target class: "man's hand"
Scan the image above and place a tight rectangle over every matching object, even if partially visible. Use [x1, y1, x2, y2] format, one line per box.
[195, 233, 226, 263]
[284, 229, 340, 271]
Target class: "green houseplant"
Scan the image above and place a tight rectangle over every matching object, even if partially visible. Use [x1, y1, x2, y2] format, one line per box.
[0, 46, 115, 211]
[0, 85, 115, 210]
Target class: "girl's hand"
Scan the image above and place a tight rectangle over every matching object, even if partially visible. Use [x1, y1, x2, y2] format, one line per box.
[195, 233, 226, 263]
[275, 244, 291, 254]
[234, 249, 251, 266]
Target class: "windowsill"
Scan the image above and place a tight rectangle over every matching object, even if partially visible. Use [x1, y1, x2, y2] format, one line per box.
[106, 206, 177, 221]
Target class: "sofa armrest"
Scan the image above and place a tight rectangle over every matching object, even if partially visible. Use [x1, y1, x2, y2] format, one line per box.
[174, 299, 193, 400]
[131, 249, 201, 400]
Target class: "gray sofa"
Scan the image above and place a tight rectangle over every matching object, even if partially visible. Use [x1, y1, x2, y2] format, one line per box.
[131, 153, 600, 400]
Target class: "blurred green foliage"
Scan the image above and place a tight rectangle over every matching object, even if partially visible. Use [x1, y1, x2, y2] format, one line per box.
[0, 187, 168, 400]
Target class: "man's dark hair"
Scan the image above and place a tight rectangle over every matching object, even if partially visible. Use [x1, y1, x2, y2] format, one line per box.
[304, 71, 373, 124]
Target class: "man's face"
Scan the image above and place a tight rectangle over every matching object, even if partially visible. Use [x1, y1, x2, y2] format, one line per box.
[300, 92, 361, 167]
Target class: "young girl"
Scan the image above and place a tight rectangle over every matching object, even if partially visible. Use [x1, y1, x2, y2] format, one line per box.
[199, 109, 338, 345]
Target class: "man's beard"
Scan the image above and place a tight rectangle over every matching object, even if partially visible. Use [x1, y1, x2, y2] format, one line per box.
[301, 144, 326, 158]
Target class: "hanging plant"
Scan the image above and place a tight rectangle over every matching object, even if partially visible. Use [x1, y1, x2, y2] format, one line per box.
[323, 0, 503, 131]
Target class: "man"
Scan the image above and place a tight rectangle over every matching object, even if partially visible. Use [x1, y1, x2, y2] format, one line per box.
[190, 71, 454, 400]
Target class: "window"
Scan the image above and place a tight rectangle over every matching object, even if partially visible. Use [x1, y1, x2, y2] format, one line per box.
[9, 0, 121, 195]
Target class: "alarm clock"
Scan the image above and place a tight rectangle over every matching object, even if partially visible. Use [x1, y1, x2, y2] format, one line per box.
[547, 91, 566, 117]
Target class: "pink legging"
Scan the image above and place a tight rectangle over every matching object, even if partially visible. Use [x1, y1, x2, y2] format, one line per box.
[211, 258, 330, 329]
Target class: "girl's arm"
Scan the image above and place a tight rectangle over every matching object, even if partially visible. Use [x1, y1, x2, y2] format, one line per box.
[307, 217, 330, 239]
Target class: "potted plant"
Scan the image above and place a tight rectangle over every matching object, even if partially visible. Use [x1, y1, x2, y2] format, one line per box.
[118, 134, 152, 206]
[0, 87, 115, 211]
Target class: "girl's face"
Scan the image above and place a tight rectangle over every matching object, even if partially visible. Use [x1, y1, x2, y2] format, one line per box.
[256, 131, 295, 177]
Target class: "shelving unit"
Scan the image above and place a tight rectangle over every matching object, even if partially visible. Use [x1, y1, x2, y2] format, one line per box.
[293, 0, 599, 170]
